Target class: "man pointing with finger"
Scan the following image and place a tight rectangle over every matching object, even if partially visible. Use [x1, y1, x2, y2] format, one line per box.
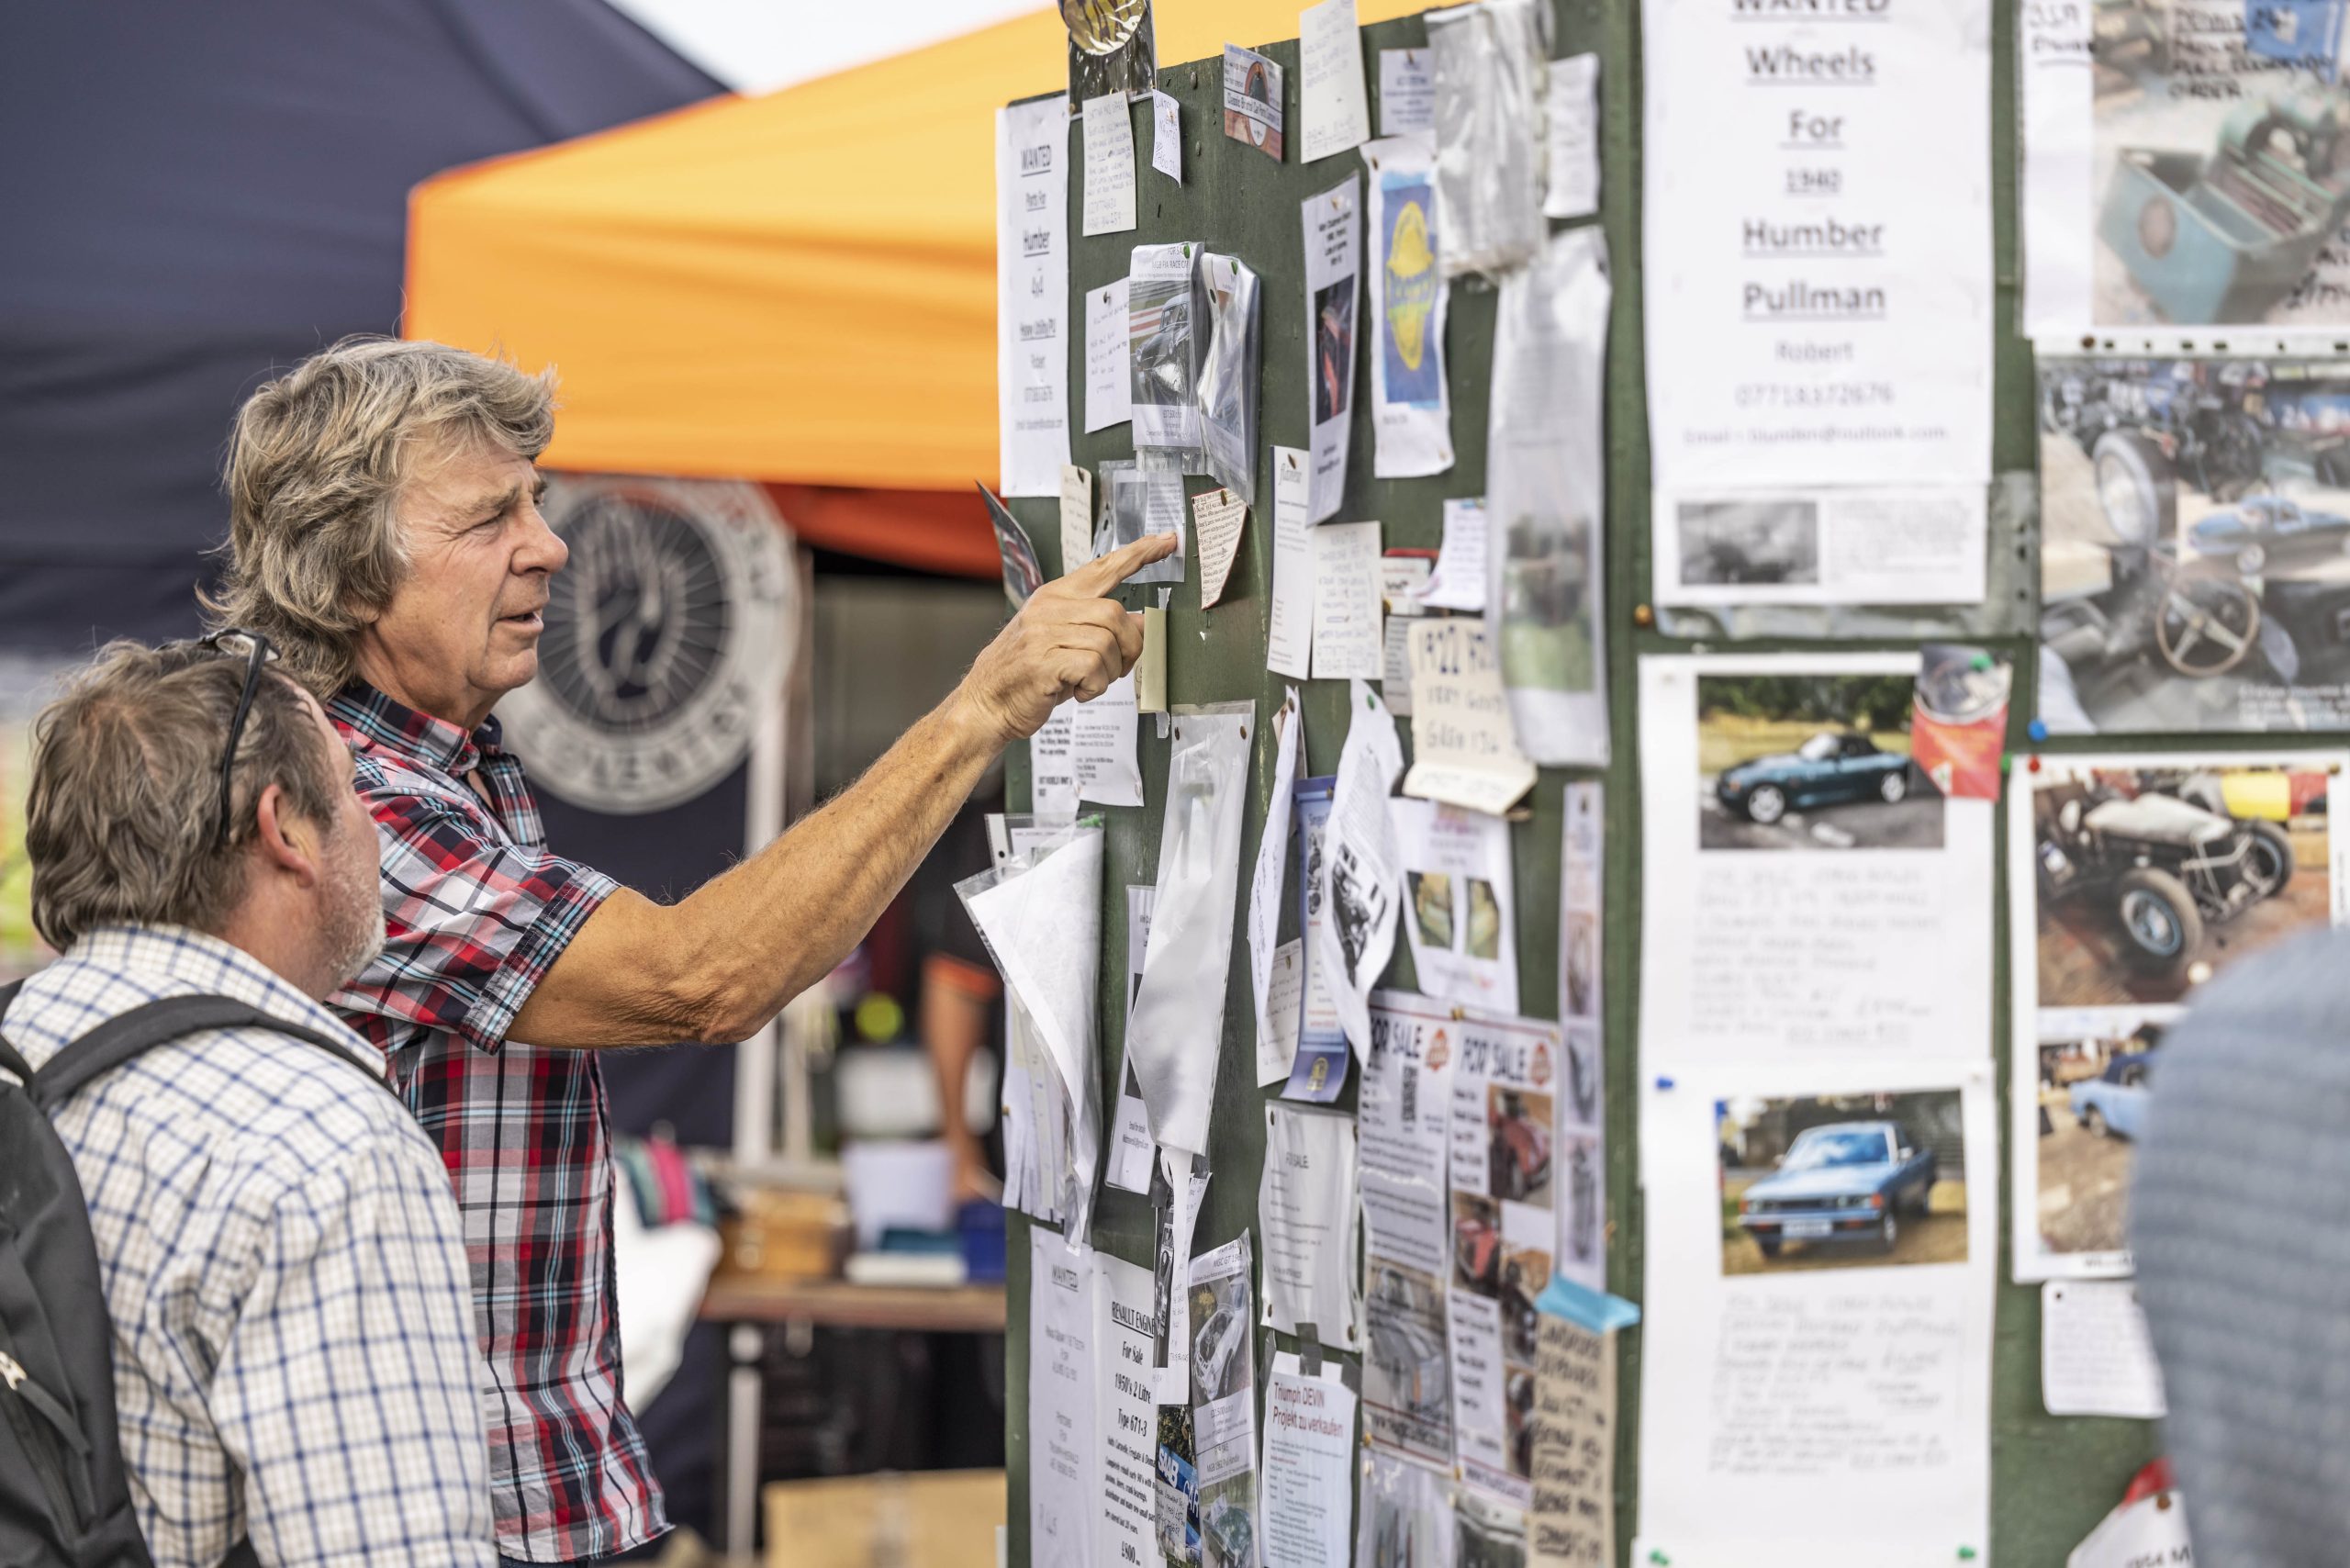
[206, 337, 1169, 1562]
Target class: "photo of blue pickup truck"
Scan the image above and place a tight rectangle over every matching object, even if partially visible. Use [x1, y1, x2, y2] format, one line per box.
[1735, 1120, 1938, 1261]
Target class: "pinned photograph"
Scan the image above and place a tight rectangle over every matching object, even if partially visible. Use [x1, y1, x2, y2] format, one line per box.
[2039, 356, 2350, 733]
[1486, 1085, 1553, 1206]
[1196, 1473, 1254, 1568]
[1696, 673, 1945, 851]
[1407, 868, 1454, 951]
[1222, 42, 1283, 160]
[1312, 278, 1354, 424]
[1563, 911, 1598, 1018]
[2030, 758, 2336, 1006]
[1499, 1245, 1549, 1369]
[1676, 498, 1820, 588]
[1464, 878, 1502, 960]
[1718, 1091, 1968, 1274]
[1558, 1131, 1604, 1277]
[2087, 11, 2350, 329]
[1452, 1192, 1503, 1296]
[1188, 1270, 1250, 1407]
[2022, 1012, 2174, 1278]
[1456, 1490, 1528, 1568]
[1363, 1260, 1450, 1457]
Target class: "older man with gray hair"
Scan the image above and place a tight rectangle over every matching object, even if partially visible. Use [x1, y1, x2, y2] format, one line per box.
[1, 638, 495, 1566]
[209, 335, 1169, 1562]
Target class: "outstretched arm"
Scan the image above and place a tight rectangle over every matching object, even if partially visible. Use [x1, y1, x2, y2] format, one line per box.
[508, 532, 1174, 1049]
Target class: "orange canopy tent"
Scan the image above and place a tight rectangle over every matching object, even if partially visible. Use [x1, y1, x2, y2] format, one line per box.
[403, 1, 1423, 575]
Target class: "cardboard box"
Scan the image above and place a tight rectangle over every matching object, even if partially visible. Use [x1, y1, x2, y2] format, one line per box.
[763, 1470, 1003, 1568]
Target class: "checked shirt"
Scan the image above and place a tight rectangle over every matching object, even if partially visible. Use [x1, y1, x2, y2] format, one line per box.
[4, 924, 497, 1567]
[328, 683, 666, 1562]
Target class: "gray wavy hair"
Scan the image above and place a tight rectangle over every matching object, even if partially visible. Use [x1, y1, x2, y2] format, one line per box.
[27, 641, 342, 950]
[205, 337, 557, 697]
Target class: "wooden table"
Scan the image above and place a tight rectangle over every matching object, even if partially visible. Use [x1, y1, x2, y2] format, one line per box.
[699, 1274, 1008, 1556]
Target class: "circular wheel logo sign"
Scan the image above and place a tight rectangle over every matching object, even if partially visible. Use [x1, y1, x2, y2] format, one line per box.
[497, 476, 794, 815]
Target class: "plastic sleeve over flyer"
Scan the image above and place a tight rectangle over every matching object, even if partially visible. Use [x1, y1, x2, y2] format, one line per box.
[1486, 227, 1610, 767]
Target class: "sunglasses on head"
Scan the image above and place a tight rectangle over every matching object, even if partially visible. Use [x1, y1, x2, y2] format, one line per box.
[195, 628, 280, 853]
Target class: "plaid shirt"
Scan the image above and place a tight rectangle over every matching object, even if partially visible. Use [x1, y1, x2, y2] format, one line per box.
[4, 924, 496, 1567]
[327, 684, 666, 1562]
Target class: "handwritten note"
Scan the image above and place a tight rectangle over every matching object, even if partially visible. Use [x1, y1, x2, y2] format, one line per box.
[1544, 54, 1600, 219]
[1072, 672, 1142, 807]
[1299, 0, 1371, 163]
[1688, 859, 1946, 1054]
[1403, 618, 1537, 814]
[1378, 48, 1433, 139]
[1032, 703, 1078, 817]
[1084, 278, 1132, 432]
[2042, 1282, 2165, 1419]
[1193, 487, 1247, 608]
[1267, 448, 1315, 678]
[1309, 520, 1381, 679]
[1059, 464, 1093, 572]
[1080, 93, 1136, 236]
[1418, 496, 1487, 610]
[1533, 1316, 1617, 1568]
[1708, 1291, 1960, 1482]
[1151, 89, 1182, 182]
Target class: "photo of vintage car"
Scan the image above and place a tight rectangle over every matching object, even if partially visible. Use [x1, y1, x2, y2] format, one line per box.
[1192, 1294, 1247, 1406]
[2035, 776, 2297, 978]
[1202, 1491, 1254, 1568]
[1488, 1090, 1552, 1205]
[2070, 1051, 2154, 1142]
[1735, 1120, 1936, 1260]
[1366, 1265, 1448, 1426]
[1453, 1196, 1502, 1295]
[1715, 730, 1915, 825]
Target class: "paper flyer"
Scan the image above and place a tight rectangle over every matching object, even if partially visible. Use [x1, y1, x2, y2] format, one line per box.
[1360, 991, 1457, 1468]
[1416, 497, 1485, 611]
[1261, 1352, 1358, 1568]
[1443, 1002, 1568, 1507]
[1085, 278, 1134, 432]
[1225, 43, 1285, 161]
[1152, 88, 1183, 182]
[1193, 487, 1247, 609]
[2017, 0, 2090, 338]
[995, 96, 1069, 497]
[1309, 520, 1382, 680]
[1363, 137, 1453, 479]
[1267, 448, 1315, 678]
[2041, 1280, 2165, 1420]
[1531, 1312, 1617, 1568]
[1557, 781, 1607, 1294]
[1638, 653, 1993, 1067]
[1641, 0, 1992, 493]
[1030, 704, 1078, 818]
[1190, 1235, 1262, 1568]
[1378, 48, 1434, 139]
[1402, 617, 1537, 816]
[1248, 691, 1304, 1083]
[1030, 1233, 1160, 1568]
[1298, 0, 1370, 163]
[1082, 91, 1136, 237]
[2007, 751, 2350, 1280]
[1488, 228, 1609, 767]
[1071, 671, 1142, 807]
[1652, 486, 1989, 610]
[1284, 776, 1352, 1103]
[1392, 799, 1518, 1015]
[1543, 52, 1600, 221]
[1108, 883, 1158, 1194]
[1303, 174, 1361, 521]
[1635, 1061, 1997, 1568]
[1315, 680, 1404, 1056]
[1058, 464, 1093, 573]
[1259, 1103, 1362, 1350]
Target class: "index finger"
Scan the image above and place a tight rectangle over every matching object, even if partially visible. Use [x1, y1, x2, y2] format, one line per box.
[1062, 530, 1179, 597]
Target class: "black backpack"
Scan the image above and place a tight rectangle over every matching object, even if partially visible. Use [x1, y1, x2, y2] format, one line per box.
[0, 982, 395, 1568]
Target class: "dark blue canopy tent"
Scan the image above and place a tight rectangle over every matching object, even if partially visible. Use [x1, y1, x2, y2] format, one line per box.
[0, 0, 721, 652]
[0, 6, 735, 1550]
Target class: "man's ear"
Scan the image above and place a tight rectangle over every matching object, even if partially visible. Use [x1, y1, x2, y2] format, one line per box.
[250, 783, 323, 885]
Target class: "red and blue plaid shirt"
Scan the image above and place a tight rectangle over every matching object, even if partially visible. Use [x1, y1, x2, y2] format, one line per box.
[328, 683, 667, 1563]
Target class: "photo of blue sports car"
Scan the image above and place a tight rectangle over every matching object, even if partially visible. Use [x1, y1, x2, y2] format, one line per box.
[1715, 731, 1914, 826]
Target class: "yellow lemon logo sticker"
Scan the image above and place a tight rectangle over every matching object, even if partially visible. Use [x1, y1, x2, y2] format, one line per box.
[1385, 199, 1436, 375]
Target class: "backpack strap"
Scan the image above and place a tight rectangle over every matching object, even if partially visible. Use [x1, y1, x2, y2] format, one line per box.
[0, 978, 31, 1087]
[26, 994, 396, 1112]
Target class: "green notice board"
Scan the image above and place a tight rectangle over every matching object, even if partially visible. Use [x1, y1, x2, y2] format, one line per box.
[997, 5, 2158, 1563]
